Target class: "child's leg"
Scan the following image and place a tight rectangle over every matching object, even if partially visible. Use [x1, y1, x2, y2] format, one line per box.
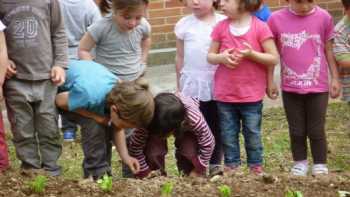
[240, 101, 263, 167]
[282, 91, 308, 162]
[4, 79, 41, 169]
[305, 93, 329, 164]
[199, 101, 222, 169]
[63, 111, 112, 180]
[0, 111, 9, 171]
[144, 134, 168, 174]
[174, 132, 200, 175]
[216, 102, 241, 168]
[34, 80, 61, 175]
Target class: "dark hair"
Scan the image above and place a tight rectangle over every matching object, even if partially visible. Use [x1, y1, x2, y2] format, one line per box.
[98, 0, 112, 15]
[239, 0, 261, 12]
[112, 0, 149, 13]
[179, 0, 221, 10]
[148, 93, 186, 137]
[342, 0, 350, 10]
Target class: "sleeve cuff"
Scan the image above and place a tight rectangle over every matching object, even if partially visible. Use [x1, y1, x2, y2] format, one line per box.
[191, 156, 207, 175]
[135, 168, 151, 179]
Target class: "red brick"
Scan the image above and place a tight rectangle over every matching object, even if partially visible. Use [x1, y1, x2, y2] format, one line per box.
[166, 32, 176, 40]
[149, 18, 166, 26]
[151, 33, 167, 42]
[166, 16, 183, 24]
[327, 1, 343, 10]
[149, 8, 182, 18]
[152, 24, 175, 33]
[266, 0, 280, 7]
[165, 0, 184, 8]
[182, 7, 192, 15]
[149, 1, 164, 9]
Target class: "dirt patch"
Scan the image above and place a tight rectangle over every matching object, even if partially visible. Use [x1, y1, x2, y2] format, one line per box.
[1, 168, 349, 197]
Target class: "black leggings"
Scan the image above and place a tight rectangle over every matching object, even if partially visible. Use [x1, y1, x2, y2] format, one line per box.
[282, 91, 328, 164]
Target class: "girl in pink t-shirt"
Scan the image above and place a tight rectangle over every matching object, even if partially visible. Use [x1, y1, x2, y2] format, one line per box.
[207, 0, 279, 174]
[268, 0, 341, 176]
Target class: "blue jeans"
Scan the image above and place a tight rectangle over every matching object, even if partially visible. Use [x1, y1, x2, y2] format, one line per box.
[217, 101, 263, 167]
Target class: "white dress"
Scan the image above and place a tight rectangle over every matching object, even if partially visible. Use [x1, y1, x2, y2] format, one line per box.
[0, 20, 5, 31]
[175, 13, 226, 101]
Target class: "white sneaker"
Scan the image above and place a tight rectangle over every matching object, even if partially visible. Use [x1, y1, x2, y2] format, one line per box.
[312, 164, 328, 175]
[291, 161, 308, 176]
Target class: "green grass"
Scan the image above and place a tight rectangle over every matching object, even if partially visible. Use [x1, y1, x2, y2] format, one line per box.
[5, 102, 350, 179]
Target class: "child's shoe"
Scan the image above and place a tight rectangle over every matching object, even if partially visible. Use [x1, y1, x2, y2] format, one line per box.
[63, 129, 76, 142]
[311, 164, 328, 176]
[291, 160, 308, 176]
[209, 165, 223, 177]
[249, 165, 264, 175]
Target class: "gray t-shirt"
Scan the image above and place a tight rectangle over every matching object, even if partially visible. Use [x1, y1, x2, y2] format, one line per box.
[88, 14, 151, 81]
[60, 0, 101, 60]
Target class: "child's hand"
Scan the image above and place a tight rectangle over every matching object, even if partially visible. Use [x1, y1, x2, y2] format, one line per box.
[267, 81, 279, 100]
[239, 42, 253, 58]
[330, 78, 341, 99]
[124, 156, 140, 174]
[6, 60, 17, 79]
[51, 66, 65, 86]
[220, 48, 242, 69]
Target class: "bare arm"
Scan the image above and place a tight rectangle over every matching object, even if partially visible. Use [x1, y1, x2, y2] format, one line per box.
[0, 32, 8, 86]
[241, 39, 279, 68]
[175, 39, 184, 89]
[78, 32, 96, 60]
[326, 40, 341, 98]
[141, 37, 151, 65]
[207, 41, 223, 65]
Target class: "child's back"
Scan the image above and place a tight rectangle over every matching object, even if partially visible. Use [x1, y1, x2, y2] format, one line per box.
[60, 0, 101, 60]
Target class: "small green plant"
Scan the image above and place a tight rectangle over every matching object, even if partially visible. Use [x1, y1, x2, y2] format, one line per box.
[285, 189, 303, 197]
[218, 185, 232, 197]
[97, 175, 113, 193]
[28, 175, 47, 193]
[160, 182, 174, 197]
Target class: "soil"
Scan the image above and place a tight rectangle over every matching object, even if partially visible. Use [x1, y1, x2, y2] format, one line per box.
[1, 168, 349, 197]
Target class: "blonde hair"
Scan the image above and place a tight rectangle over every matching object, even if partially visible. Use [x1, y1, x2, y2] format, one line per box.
[107, 78, 154, 128]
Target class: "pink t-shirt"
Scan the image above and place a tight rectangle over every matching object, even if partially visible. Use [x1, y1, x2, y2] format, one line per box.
[268, 6, 334, 94]
[211, 16, 273, 103]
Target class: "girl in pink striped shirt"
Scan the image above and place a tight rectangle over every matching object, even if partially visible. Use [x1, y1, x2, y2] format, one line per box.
[127, 93, 215, 178]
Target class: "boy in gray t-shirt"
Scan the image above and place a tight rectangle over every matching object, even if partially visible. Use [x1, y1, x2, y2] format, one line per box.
[78, 0, 151, 81]
[0, 0, 68, 176]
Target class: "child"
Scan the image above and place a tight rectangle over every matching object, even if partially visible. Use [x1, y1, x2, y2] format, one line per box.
[59, 0, 101, 142]
[207, 0, 279, 174]
[175, 0, 225, 176]
[0, 20, 9, 172]
[128, 93, 215, 178]
[334, 0, 350, 104]
[56, 60, 154, 180]
[268, 0, 341, 175]
[0, 0, 68, 176]
[78, 0, 151, 81]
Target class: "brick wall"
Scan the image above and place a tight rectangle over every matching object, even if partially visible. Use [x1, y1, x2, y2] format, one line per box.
[148, 0, 344, 49]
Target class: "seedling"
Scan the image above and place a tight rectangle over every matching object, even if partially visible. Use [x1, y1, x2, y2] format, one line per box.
[160, 182, 174, 197]
[218, 185, 232, 197]
[28, 175, 47, 194]
[97, 175, 113, 193]
[285, 189, 303, 197]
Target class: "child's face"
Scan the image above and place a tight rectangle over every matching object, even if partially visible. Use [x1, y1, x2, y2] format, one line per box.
[220, 0, 241, 19]
[113, 5, 146, 32]
[289, 0, 315, 15]
[110, 106, 137, 129]
[185, 0, 214, 18]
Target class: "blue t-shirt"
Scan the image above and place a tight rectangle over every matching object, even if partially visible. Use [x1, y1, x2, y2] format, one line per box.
[253, 4, 271, 22]
[60, 60, 118, 115]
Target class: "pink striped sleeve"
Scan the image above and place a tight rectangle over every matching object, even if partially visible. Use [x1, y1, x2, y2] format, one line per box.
[128, 128, 150, 176]
[180, 94, 215, 170]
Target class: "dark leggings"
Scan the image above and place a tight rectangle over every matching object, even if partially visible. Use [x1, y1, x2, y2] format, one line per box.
[199, 101, 222, 165]
[282, 91, 328, 164]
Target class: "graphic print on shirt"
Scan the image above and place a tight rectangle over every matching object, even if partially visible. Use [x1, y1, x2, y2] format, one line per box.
[281, 30, 321, 88]
[4, 5, 44, 48]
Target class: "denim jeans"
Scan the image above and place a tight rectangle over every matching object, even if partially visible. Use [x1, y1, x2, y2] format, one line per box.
[217, 101, 263, 167]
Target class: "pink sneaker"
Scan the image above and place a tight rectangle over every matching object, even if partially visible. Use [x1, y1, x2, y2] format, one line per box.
[250, 165, 264, 175]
